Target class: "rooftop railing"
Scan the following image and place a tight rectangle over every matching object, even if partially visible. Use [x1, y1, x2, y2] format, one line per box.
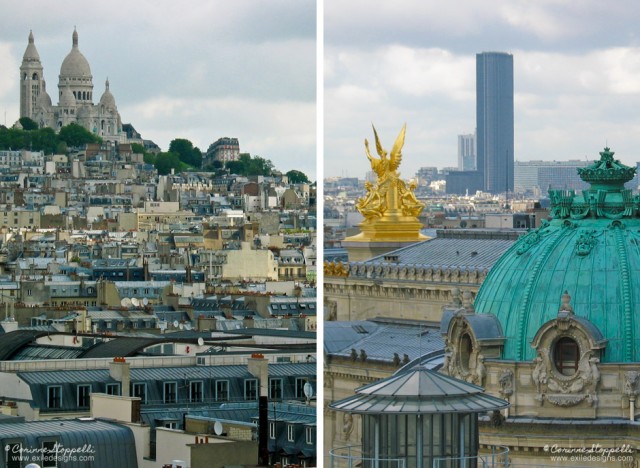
[329, 445, 510, 468]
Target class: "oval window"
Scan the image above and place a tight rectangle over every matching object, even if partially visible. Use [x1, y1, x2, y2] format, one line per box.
[553, 337, 579, 376]
[459, 333, 473, 372]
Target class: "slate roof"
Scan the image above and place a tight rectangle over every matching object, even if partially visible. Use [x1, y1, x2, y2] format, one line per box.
[324, 319, 444, 364]
[361, 235, 517, 270]
[17, 363, 316, 386]
[79, 337, 162, 358]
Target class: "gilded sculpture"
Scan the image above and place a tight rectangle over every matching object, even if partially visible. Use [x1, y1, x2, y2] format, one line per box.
[358, 124, 425, 221]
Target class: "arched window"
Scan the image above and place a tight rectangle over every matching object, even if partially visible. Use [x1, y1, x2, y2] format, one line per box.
[553, 337, 579, 376]
[459, 333, 472, 372]
[32, 73, 38, 80]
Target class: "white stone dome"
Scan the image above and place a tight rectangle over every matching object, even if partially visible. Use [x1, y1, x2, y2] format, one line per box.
[36, 87, 52, 108]
[60, 29, 92, 79]
[59, 83, 76, 107]
[99, 79, 117, 109]
[77, 105, 92, 118]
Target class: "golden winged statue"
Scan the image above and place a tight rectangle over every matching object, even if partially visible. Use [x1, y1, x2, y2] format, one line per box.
[364, 124, 406, 179]
[357, 124, 422, 221]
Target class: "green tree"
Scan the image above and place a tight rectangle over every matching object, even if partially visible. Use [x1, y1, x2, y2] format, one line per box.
[286, 169, 310, 183]
[154, 152, 183, 175]
[58, 123, 102, 147]
[225, 153, 274, 176]
[18, 117, 38, 131]
[131, 143, 145, 154]
[169, 138, 202, 168]
[143, 153, 156, 165]
[247, 155, 274, 176]
[29, 127, 58, 154]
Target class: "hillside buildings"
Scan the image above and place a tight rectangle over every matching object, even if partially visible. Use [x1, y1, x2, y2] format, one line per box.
[5, 26, 318, 467]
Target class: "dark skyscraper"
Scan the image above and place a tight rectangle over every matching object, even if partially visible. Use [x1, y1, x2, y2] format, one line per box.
[476, 52, 514, 194]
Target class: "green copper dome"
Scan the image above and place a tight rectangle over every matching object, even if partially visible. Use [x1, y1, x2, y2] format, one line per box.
[474, 148, 640, 363]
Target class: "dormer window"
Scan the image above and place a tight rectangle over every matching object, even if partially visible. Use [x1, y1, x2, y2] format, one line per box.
[553, 337, 579, 376]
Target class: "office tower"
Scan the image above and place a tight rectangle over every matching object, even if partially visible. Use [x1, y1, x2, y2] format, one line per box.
[476, 52, 514, 194]
[457, 131, 476, 171]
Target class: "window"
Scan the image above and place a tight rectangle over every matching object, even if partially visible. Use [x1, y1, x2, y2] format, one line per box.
[164, 421, 177, 429]
[47, 386, 62, 409]
[164, 382, 177, 403]
[244, 379, 258, 401]
[132, 383, 147, 404]
[287, 424, 295, 442]
[5, 442, 22, 468]
[269, 379, 283, 400]
[305, 427, 314, 445]
[106, 383, 120, 396]
[190, 381, 203, 403]
[295, 378, 307, 399]
[459, 333, 473, 372]
[77, 384, 91, 409]
[215, 380, 229, 401]
[41, 440, 58, 467]
[554, 337, 579, 376]
[269, 422, 276, 439]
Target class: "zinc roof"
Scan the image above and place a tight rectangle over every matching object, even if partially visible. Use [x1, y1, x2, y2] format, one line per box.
[330, 366, 508, 414]
[362, 236, 516, 270]
[324, 320, 443, 364]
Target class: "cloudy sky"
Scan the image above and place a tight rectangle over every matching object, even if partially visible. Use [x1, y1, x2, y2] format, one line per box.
[0, 0, 317, 178]
[325, 0, 640, 179]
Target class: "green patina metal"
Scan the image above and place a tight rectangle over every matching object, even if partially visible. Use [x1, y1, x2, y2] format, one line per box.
[475, 148, 640, 362]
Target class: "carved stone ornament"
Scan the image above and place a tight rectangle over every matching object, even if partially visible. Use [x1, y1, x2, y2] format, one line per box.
[623, 371, 640, 397]
[446, 316, 486, 387]
[529, 291, 606, 407]
[498, 369, 514, 398]
[531, 345, 602, 407]
[342, 412, 354, 440]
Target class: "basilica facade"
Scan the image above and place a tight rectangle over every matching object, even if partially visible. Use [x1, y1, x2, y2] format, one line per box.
[19, 29, 125, 143]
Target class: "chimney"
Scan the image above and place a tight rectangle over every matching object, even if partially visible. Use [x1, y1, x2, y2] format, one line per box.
[109, 357, 130, 397]
[248, 354, 269, 466]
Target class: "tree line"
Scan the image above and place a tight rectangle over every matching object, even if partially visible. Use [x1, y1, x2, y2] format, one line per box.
[0, 118, 310, 182]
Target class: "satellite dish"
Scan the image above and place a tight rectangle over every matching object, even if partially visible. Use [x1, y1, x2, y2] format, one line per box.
[213, 421, 224, 436]
[121, 298, 132, 308]
[179, 323, 184, 330]
[197, 337, 204, 346]
[173, 320, 179, 328]
[185, 323, 192, 331]
[143, 298, 149, 306]
[303, 382, 314, 399]
[131, 298, 140, 307]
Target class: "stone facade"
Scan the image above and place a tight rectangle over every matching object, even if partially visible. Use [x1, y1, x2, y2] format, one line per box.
[20, 30, 125, 143]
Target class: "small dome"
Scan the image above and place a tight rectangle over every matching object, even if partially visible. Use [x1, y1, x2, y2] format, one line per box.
[474, 148, 640, 363]
[99, 79, 116, 109]
[60, 29, 92, 79]
[22, 30, 40, 62]
[77, 105, 92, 118]
[59, 83, 76, 107]
[36, 86, 52, 108]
